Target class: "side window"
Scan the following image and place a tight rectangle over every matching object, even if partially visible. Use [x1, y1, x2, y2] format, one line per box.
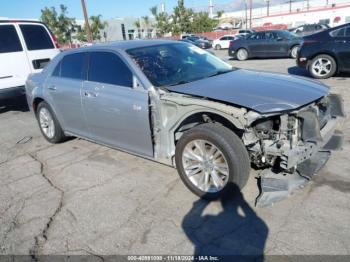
[330, 28, 345, 37]
[88, 52, 133, 87]
[52, 61, 61, 77]
[0, 25, 23, 53]
[221, 37, 228, 41]
[19, 24, 54, 51]
[345, 27, 350, 37]
[227, 36, 234, 40]
[61, 53, 86, 80]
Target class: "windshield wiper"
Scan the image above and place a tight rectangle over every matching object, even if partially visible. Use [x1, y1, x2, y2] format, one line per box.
[207, 70, 232, 78]
[167, 80, 191, 87]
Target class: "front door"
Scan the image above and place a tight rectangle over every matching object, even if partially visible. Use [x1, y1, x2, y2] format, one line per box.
[82, 51, 153, 157]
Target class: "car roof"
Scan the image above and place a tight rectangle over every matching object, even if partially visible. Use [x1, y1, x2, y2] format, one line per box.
[64, 40, 182, 54]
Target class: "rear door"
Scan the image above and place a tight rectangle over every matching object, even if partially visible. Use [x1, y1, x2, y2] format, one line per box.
[46, 52, 89, 136]
[82, 51, 153, 157]
[265, 31, 290, 57]
[0, 23, 30, 90]
[248, 32, 267, 57]
[17, 23, 60, 73]
[330, 26, 350, 71]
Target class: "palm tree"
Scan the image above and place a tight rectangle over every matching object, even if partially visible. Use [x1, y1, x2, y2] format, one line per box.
[142, 16, 150, 38]
[134, 20, 141, 39]
[150, 6, 158, 17]
[89, 15, 107, 41]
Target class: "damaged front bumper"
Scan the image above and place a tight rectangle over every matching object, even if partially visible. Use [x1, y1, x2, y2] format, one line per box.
[255, 94, 345, 207]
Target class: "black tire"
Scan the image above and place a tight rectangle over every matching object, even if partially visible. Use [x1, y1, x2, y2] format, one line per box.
[290, 45, 299, 59]
[215, 44, 221, 50]
[308, 54, 337, 79]
[36, 101, 66, 143]
[175, 123, 250, 200]
[236, 48, 249, 61]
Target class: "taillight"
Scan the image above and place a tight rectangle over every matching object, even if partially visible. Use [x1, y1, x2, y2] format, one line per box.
[49, 30, 60, 49]
[229, 41, 236, 48]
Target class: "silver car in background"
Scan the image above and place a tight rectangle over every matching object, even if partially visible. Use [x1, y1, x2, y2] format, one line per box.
[25, 40, 344, 206]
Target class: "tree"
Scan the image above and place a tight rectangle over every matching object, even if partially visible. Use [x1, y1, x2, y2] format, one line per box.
[191, 12, 218, 33]
[133, 20, 141, 38]
[149, 5, 171, 36]
[171, 0, 194, 34]
[40, 5, 76, 44]
[217, 10, 225, 18]
[77, 15, 108, 42]
[90, 15, 108, 40]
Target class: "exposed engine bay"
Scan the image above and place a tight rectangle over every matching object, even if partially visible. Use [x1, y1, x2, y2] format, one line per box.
[154, 90, 345, 207]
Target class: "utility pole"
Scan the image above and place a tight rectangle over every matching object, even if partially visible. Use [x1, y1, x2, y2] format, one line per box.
[306, 0, 310, 10]
[249, 0, 253, 29]
[244, 0, 248, 29]
[81, 0, 93, 43]
[266, 0, 270, 16]
[287, 0, 294, 13]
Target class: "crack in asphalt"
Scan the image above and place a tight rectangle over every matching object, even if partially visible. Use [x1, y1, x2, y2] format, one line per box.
[27, 153, 64, 261]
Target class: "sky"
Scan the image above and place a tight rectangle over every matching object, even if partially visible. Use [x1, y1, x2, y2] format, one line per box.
[0, 0, 285, 20]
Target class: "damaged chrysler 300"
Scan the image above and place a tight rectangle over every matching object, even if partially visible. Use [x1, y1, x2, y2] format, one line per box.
[25, 40, 345, 206]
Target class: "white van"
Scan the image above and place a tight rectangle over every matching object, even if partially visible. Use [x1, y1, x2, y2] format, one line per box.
[0, 20, 60, 100]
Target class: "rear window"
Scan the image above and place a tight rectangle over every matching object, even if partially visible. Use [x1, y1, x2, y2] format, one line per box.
[0, 25, 23, 53]
[19, 24, 54, 51]
[60, 53, 86, 80]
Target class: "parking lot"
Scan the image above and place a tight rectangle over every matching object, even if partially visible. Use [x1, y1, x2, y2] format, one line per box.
[1, 50, 350, 257]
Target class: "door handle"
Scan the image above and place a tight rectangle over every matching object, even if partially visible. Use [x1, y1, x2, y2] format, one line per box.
[84, 91, 97, 98]
[335, 40, 346, 43]
[48, 85, 57, 91]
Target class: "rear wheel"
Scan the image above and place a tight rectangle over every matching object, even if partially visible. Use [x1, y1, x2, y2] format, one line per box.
[236, 48, 248, 61]
[309, 54, 337, 79]
[175, 123, 250, 200]
[36, 101, 66, 143]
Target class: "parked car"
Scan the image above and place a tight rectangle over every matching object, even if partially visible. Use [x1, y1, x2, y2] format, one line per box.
[290, 23, 330, 37]
[179, 36, 212, 49]
[0, 20, 60, 100]
[26, 40, 344, 205]
[228, 30, 302, 61]
[212, 35, 239, 50]
[237, 29, 256, 36]
[297, 23, 350, 79]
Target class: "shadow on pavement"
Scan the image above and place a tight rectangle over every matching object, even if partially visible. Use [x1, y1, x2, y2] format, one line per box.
[288, 66, 311, 77]
[0, 95, 29, 114]
[182, 183, 268, 260]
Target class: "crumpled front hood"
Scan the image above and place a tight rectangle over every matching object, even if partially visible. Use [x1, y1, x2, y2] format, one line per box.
[166, 69, 329, 113]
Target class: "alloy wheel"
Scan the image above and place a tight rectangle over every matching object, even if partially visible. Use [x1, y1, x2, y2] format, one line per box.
[182, 139, 229, 193]
[311, 58, 332, 77]
[39, 107, 55, 139]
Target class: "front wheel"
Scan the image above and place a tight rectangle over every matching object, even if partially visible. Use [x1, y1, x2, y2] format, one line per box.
[175, 123, 250, 200]
[309, 54, 337, 79]
[215, 44, 221, 50]
[236, 48, 248, 61]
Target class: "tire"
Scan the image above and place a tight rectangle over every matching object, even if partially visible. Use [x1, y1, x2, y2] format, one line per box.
[175, 123, 250, 200]
[236, 48, 248, 61]
[215, 44, 221, 50]
[36, 101, 66, 143]
[308, 54, 337, 79]
[290, 45, 299, 59]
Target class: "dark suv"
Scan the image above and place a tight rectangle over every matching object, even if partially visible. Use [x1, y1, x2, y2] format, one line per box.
[297, 23, 350, 79]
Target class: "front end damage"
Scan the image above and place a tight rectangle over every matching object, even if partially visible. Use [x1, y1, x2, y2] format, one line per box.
[243, 94, 345, 207]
